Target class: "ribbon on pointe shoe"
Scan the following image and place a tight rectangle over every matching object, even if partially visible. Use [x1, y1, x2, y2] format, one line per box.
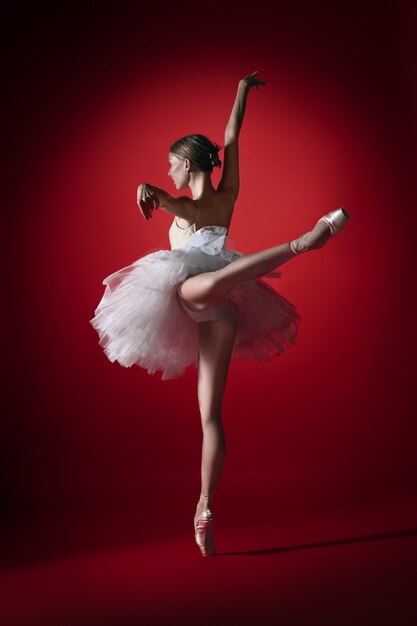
[195, 511, 216, 556]
[289, 232, 312, 255]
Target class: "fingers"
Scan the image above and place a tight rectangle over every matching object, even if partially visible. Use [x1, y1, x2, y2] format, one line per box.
[137, 183, 159, 220]
[243, 71, 267, 90]
[142, 196, 154, 220]
[138, 184, 151, 220]
[139, 198, 152, 220]
[145, 185, 159, 210]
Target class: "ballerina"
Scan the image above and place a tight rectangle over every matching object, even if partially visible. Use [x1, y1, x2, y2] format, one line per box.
[90, 71, 349, 557]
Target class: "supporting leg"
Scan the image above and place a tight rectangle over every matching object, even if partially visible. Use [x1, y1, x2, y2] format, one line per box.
[194, 319, 237, 528]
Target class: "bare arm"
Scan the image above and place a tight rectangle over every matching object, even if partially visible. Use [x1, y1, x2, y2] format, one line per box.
[225, 80, 250, 140]
[218, 71, 267, 200]
[137, 183, 194, 221]
[225, 71, 267, 139]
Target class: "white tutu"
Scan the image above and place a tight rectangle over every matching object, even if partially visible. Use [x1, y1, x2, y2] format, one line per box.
[89, 226, 300, 380]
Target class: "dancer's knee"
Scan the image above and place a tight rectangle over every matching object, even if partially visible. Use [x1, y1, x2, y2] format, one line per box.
[178, 274, 218, 309]
[200, 410, 223, 429]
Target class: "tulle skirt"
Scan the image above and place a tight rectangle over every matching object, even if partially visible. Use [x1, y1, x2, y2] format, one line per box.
[89, 226, 300, 380]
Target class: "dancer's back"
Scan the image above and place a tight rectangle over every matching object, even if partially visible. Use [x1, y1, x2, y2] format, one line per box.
[174, 189, 236, 234]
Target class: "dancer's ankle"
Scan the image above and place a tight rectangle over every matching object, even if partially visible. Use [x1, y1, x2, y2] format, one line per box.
[290, 233, 311, 255]
[199, 492, 213, 510]
[290, 220, 331, 254]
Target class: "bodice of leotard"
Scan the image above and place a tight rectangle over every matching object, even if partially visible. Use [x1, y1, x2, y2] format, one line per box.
[169, 219, 231, 250]
[169, 218, 197, 250]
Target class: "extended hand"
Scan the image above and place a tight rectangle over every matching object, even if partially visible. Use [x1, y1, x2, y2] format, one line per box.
[241, 70, 267, 91]
[137, 183, 160, 220]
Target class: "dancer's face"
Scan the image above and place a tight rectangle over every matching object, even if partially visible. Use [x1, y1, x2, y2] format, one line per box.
[168, 153, 190, 190]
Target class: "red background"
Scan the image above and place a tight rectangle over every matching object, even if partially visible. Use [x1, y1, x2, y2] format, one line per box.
[3, 1, 417, 624]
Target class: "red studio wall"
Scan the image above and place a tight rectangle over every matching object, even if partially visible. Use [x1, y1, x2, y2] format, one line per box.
[4, 1, 416, 521]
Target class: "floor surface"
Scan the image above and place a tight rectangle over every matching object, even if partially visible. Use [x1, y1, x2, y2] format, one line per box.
[1, 494, 416, 626]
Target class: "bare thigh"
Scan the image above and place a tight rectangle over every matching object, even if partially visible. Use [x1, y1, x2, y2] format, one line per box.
[197, 319, 238, 423]
[178, 273, 224, 311]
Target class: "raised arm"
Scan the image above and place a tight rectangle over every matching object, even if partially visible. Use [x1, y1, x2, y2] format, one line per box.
[217, 71, 267, 201]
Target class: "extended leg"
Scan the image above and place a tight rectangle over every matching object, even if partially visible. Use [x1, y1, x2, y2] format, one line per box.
[179, 240, 297, 310]
[179, 209, 348, 310]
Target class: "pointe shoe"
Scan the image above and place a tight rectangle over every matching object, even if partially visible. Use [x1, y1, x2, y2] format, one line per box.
[290, 208, 350, 254]
[195, 508, 216, 557]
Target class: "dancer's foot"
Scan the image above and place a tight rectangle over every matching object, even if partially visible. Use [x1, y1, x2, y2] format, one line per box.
[194, 493, 216, 556]
[194, 494, 213, 531]
[290, 207, 350, 255]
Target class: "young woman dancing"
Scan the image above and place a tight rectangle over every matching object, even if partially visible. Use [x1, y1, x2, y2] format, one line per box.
[90, 71, 349, 557]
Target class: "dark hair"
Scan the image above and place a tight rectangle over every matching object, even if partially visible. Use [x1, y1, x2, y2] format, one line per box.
[169, 134, 222, 173]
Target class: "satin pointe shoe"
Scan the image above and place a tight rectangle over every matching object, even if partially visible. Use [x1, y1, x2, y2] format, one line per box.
[194, 494, 216, 556]
[195, 508, 216, 557]
[290, 207, 350, 254]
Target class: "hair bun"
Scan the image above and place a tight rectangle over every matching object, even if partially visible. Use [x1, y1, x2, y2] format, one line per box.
[209, 151, 222, 168]
[170, 135, 222, 172]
